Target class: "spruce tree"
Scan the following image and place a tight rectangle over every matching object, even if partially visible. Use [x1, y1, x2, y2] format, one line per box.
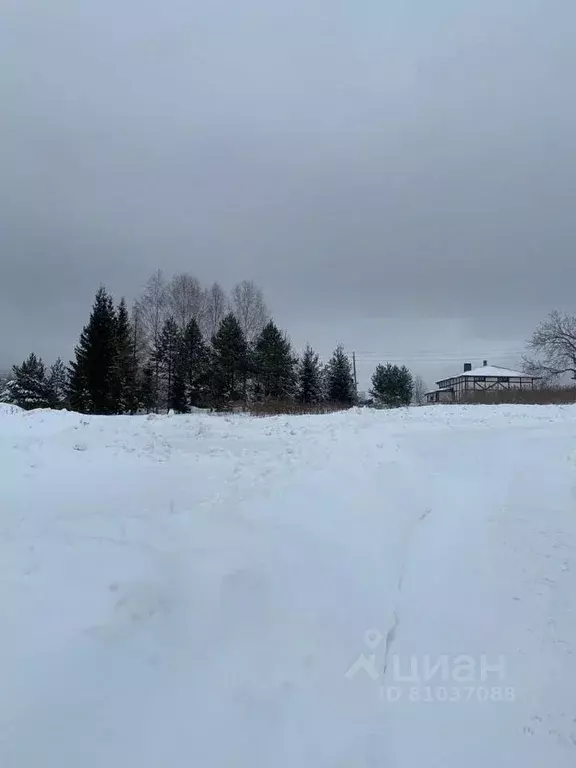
[253, 321, 297, 401]
[168, 362, 188, 413]
[371, 363, 413, 408]
[153, 316, 182, 412]
[68, 287, 118, 414]
[210, 313, 249, 406]
[139, 364, 156, 413]
[0, 376, 15, 404]
[319, 361, 331, 402]
[67, 361, 90, 414]
[113, 298, 139, 414]
[181, 318, 209, 408]
[46, 357, 68, 409]
[7, 353, 51, 410]
[297, 345, 324, 404]
[326, 344, 356, 406]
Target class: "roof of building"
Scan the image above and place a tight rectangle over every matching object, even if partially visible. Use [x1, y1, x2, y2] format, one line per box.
[438, 364, 539, 382]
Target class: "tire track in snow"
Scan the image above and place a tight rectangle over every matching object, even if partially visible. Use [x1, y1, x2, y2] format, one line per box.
[382, 507, 432, 679]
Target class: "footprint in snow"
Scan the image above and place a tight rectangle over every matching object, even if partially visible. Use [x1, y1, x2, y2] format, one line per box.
[86, 582, 171, 641]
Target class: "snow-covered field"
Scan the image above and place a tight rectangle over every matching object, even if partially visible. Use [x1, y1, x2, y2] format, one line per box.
[1, 403, 576, 767]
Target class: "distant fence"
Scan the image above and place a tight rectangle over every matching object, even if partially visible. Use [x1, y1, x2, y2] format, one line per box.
[461, 387, 576, 405]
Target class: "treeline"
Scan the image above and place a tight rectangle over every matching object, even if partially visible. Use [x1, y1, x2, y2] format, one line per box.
[1, 272, 415, 414]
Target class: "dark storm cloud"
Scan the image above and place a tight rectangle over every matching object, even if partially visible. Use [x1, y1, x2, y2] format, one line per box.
[1, 0, 575, 384]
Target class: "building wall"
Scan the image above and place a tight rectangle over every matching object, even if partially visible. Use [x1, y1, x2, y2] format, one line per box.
[429, 375, 538, 403]
[426, 389, 454, 404]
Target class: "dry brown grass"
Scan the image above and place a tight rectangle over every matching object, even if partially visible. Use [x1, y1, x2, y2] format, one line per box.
[244, 401, 352, 417]
[460, 387, 576, 405]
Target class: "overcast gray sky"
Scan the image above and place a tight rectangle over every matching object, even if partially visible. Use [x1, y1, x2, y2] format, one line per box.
[1, 0, 575, 388]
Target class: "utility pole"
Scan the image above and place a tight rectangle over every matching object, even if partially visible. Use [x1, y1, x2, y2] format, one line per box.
[352, 351, 358, 394]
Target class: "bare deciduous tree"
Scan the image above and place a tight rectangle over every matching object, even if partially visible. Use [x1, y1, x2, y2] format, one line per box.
[139, 270, 168, 407]
[524, 310, 576, 382]
[202, 282, 228, 340]
[131, 300, 149, 369]
[231, 280, 269, 344]
[140, 270, 168, 344]
[412, 374, 427, 405]
[167, 273, 204, 331]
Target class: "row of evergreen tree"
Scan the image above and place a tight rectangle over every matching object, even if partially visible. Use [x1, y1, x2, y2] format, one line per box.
[1, 282, 414, 414]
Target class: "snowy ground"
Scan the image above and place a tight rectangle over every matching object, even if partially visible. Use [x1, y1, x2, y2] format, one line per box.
[1, 403, 576, 767]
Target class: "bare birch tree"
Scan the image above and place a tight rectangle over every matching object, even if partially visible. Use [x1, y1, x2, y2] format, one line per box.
[202, 281, 228, 340]
[140, 270, 167, 342]
[131, 300, 149, 370]
[411, 374, 427, 405]
[231, 280, 269, 344]
[139, 270, 168, 407]
[167, 273, 204, 332]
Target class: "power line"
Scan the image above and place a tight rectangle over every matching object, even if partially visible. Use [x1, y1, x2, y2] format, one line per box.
[350, 350, 523, 358]
[315, 353, 524, 364]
